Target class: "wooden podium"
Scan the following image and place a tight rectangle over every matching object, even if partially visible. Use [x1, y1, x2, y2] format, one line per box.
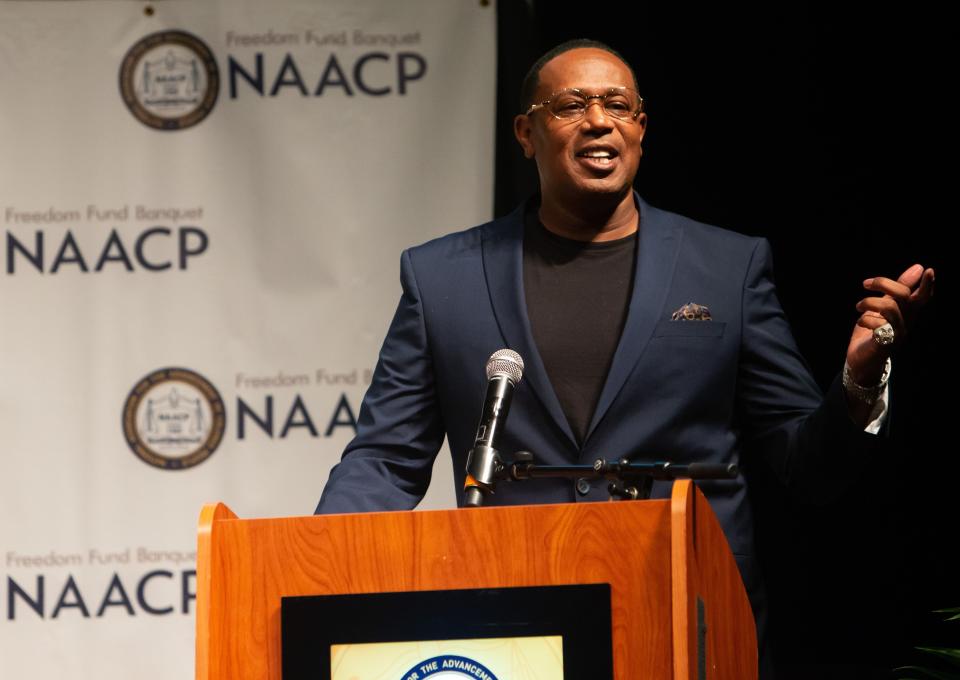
[195, 480, 756, 679]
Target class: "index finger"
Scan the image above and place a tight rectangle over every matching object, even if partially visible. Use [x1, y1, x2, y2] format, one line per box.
[864, 276, 912, 299]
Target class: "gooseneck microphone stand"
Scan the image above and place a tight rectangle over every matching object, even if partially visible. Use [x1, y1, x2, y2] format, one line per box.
[465, 450, 738, 507]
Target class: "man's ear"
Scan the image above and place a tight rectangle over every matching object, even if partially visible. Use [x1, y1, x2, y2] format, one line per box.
[633, 112, 647, 161]
[635, 112, 648, 146]
[514, 114, 536, 159]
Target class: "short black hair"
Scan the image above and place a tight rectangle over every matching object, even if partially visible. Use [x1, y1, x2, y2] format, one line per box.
[519, 39, 639, 112]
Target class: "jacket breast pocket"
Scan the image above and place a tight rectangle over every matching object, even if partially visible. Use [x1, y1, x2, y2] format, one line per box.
[652, 320, 726, 338]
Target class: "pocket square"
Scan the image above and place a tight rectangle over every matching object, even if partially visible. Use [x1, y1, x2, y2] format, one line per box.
[671, 302, 712, 321]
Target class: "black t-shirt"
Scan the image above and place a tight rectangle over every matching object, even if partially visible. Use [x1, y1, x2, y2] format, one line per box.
[522, 207, 637, 445]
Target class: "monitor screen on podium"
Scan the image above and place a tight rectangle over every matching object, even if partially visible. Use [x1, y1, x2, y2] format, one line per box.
[332, 635, 563, 679]
[281, 584, 612, 680]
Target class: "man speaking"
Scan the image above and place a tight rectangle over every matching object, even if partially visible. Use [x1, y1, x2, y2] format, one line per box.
[315, 39, 934, 674]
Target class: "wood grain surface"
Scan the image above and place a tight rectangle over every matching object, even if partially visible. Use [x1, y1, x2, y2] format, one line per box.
[196, 486, 755, 679]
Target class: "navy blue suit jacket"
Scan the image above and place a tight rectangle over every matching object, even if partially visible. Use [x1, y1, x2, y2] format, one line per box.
[316, 194, 876, 624]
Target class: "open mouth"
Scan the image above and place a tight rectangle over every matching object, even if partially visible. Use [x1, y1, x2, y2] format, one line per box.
[575, 147, 619, 166]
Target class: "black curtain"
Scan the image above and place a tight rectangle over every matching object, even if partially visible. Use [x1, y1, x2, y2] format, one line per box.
[495, 2, 951, 677]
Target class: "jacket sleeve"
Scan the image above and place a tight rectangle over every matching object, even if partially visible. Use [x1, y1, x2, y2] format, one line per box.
[736, 238, 879, 503]
[315, 248, 446, 514]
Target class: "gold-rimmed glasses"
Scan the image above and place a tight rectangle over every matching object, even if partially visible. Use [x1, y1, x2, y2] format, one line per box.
[524, 87, 644, 122]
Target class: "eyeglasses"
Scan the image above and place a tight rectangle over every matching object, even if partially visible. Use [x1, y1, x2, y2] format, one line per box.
[525, 87, 644, 122]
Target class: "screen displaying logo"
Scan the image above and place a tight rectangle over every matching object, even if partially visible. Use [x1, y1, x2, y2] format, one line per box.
[285, 586, 598, 680]
[119, 30, 219, 130]
[123, 367, 226, 469]
[400, 654, 499, 680]
[329, 637, 564, 680]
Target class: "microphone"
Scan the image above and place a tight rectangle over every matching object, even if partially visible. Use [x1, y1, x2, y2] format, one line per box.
[463, 349, 524, 507]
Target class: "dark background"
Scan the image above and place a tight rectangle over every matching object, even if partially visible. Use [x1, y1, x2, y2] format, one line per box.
[494, 2, 951, 678]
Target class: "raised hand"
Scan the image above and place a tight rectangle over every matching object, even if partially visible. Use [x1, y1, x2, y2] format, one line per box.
[846, 263, 935, 386]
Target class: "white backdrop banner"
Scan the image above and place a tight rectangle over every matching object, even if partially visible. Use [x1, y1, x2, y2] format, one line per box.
[0, 0, 494, 676]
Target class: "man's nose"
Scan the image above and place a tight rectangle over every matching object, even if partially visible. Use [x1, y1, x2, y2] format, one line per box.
[582, 99, 613, 128]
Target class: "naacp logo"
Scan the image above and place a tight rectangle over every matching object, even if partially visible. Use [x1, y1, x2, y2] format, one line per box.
[123, 368, 226, 470]
[119, 30, 219, 130]
[401, 655, 499, 680]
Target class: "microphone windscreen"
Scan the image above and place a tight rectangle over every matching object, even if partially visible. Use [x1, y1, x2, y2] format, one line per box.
[485, 349, 524, 384]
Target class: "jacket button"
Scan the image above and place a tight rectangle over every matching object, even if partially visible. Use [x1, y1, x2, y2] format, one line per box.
[576, 478, 591, 496]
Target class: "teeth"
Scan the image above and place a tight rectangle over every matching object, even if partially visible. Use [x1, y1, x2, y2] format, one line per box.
[580, 150, 612, 158]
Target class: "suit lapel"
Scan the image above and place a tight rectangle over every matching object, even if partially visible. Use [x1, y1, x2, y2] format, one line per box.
[481, 202, 579, 448]
[584, 196, 683, 444]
